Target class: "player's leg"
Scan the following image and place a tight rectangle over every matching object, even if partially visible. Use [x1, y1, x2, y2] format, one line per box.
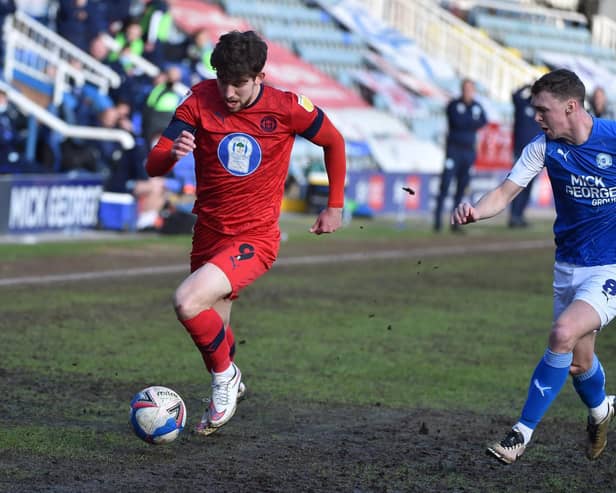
[173, 262, 242, 433]
[450, 154, 473, 232]
[193, 236, 278, 435]
[211, 297, 247, 400]
[569, 265, 616, 459]
[452, 156, 472, 207]
[433, 157, 455, 232]
[487, 262, 569, 463]
[487, 299, 599, 464]
[190, 295, 244, 435]
[175, 262, 233, 373]
[487, 349, 573, 464]
[571, 332, 614, 459]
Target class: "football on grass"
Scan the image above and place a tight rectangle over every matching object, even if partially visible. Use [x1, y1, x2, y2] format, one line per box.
[129, 386, 187, 444]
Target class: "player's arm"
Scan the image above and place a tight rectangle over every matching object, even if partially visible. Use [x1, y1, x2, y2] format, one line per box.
[302, 110, 346, 234]
[453, 135, 545, 226]
[145, 118, 197, 177]
[452, 178, 523, 225]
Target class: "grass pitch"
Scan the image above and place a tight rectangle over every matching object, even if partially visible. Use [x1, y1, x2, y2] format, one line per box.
[2, 214, 616, 492]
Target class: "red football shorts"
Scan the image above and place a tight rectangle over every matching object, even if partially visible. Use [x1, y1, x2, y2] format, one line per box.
[190, 223, 280, 299]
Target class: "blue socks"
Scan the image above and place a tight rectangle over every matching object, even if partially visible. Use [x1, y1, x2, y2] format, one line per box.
[573, 354, 606, 408]
[519, 348, 573, 430]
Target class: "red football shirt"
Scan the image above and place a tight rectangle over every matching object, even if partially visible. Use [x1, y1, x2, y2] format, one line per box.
[150, 79, 344, 235]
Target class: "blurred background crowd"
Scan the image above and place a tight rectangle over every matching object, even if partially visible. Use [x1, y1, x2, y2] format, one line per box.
[1, 0, 616, 232]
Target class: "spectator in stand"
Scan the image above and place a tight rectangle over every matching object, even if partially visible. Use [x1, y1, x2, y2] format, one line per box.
[62, 63, 114, 127]
[107, 17, 145, 73]
[86, 33, 149, 117]
[0, 89, 27, 171]
[186, 27, 216, 83]
[0, 0, 15, 66]
[433, 78, 488, 232]
[56, 0, 109, 52]
[588, 86, 615, 119]
[97, 105, 167, 230]
[115, 98, 141, 136]
[34, 57, 113, 171]
[0, 0, 14, 17]
[15, 0, 52, 27]
[141, 64, 184, 143]
[137, 0, 187, 66]
[508, 83, 542, 228]
[105, 0, 132, 36]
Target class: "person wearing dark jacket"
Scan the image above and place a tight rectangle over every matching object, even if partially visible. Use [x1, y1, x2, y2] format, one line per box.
[433, 78, 487, 232]
[508, 83, 542, 228]
[56, 0, 109, 52]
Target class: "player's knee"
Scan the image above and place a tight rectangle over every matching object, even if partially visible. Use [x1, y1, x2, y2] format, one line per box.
[548, 321, 577, 352]
[173, 283, 217, 320]
[173, 288, 199, 320]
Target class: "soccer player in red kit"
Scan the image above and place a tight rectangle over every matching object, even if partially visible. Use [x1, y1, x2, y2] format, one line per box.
[145, 30, 346, 435]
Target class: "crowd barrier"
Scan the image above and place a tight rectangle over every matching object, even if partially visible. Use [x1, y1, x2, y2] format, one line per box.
[0, 169, 554, 235]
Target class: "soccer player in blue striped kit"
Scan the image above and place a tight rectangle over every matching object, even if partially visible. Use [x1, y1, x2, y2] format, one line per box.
[452, 69, 616, 464]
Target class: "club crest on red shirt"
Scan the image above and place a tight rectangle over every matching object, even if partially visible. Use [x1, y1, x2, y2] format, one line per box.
[260, 116, 277, 132]
[217, 132, 262, 176]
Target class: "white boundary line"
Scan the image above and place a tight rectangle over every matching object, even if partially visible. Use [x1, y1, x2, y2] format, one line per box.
[0, 239, 553, 287]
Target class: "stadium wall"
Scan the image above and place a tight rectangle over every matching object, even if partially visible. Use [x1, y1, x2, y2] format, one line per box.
[0, 170, 554, 235]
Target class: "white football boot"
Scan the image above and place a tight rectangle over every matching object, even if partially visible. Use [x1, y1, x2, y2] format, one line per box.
[195, 363, 243, 436]
[486, 429, 526, 464]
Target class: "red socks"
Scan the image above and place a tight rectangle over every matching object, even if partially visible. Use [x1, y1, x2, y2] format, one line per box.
[226, 325, 236, 362]
[181, 309, 230, 373]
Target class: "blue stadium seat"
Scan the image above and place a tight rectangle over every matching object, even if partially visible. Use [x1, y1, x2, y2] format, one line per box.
[222, 0, 333, 25]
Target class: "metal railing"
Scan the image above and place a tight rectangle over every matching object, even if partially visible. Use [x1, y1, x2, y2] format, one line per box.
[3, 10, 121, 101]
[99, 32, 190, 95]
[0, 79, 135, 150]
[445, 0, 587, 25]
[357, 0, 543, 102]
[1, 10, 134, 151]
[591, 14, 616, 52]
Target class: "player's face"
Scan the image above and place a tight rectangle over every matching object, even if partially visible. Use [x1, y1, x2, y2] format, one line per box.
[531, 90, 570, 140]
[217, 73, 265, 113]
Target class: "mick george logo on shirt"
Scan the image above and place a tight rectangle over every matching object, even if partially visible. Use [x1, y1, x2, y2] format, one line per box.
[565, 174, 616, 206]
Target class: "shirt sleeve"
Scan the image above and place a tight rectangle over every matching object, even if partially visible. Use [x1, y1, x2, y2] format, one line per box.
[287, 93, 346, 208]
[507, 134, 546, 187]
[145, 91, 198, 177]
[304, 110, 346, 208]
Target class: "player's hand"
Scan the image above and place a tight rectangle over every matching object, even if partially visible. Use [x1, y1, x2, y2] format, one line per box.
[451, 202, 479, 225]
[171, 130, 196, 161]
[309, 207, 343, 235]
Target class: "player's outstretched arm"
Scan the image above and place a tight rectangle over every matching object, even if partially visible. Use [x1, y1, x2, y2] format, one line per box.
[146, 130, 196, 177]
[452, 202, 479, 225]
[309, 207, 343, 235]
[451, 178, 523, 226]
[307, 111, 346, 222]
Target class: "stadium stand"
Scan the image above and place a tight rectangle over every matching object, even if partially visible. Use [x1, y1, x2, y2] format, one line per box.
[6, 0, 615, 235]
[439, 0, 616, 104]
[221, 0, 370, 81]
[468, 4, 616, 67]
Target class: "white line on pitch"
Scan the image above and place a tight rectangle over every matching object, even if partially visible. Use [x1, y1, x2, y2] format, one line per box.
[0, 239, 553, 287]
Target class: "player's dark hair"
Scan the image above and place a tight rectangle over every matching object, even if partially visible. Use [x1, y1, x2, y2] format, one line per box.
[531, 69, 585, 103]
[210, 30, 268, 83]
